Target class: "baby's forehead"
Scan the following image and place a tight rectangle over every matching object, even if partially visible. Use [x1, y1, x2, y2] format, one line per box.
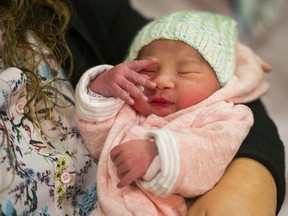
[138, 39, 206, 62]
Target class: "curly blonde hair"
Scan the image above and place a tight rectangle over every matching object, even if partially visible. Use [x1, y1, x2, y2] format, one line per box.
[0, 0, 73, 123]
[0, 0, 73, 190]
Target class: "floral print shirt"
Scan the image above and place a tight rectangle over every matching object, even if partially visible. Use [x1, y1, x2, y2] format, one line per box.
[0, 32, 98, 215]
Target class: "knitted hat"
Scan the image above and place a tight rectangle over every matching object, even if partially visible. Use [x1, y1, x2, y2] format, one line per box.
[126, 11, 237, 86]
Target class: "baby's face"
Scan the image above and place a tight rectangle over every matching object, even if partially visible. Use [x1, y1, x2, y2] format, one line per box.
[132, 39, 220, 117]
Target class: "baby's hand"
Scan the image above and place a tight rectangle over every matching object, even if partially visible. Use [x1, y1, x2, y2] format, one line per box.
[110, 139, 158, 188]
[90, 59, 157, 105]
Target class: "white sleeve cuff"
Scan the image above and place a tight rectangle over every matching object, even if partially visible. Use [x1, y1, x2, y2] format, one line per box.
[140, 128, 180, 196]
[75, 65, 124, 122]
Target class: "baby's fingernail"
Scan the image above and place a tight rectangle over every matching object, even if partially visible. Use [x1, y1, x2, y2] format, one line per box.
[151, 82, 157, 88]
[138, 85, 144, 92]
[142, 95, 148, 102]
[150, 57, 158, 62]
[128, 98, 134, 105]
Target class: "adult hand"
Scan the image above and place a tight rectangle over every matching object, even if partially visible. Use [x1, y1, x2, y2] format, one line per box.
[90, 59, 157, 105]
[187, 158, 277, 216]
[110, 139, 158, 188]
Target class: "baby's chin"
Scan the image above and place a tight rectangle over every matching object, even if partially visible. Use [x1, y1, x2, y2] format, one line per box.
[133, 102, 178, 117]
[146, 108, 176, 117]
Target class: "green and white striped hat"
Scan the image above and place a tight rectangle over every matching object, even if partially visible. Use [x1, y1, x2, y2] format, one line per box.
[126, 11, 237, 86]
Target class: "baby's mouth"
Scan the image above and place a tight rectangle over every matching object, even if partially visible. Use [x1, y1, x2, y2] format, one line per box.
[149, 97, 172, 107]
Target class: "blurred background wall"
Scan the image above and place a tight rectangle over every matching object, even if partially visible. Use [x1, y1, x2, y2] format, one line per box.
[130, 0, 288, 215]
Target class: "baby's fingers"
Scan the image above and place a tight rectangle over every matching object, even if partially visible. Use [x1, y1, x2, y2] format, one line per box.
[126, 58, 157, 72]
[121, 81, 148, 103]
[129, 72, 156, 90]
[117, 170, 138, 188]
[112, 83, 135, 105]
[126, 59, 157, 89]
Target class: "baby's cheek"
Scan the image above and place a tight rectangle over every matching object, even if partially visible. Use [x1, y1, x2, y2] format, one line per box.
[178, 92, 208, 109]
